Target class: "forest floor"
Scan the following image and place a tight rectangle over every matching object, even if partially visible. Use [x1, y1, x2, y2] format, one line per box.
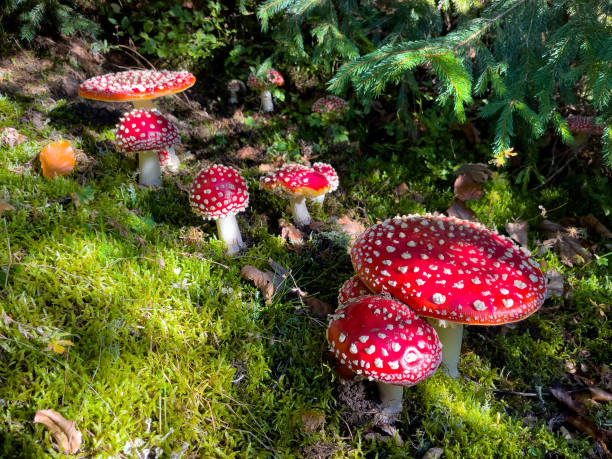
[0, 37, 611, 458]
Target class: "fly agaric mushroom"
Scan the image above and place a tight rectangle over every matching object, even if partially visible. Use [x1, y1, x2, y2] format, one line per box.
[260, 163, 331, 226]
[189, 165, 249, 255]
[311, 162, 339, 204]
[157, 149, 180, 173]
[328, 295, 442, 416]
[227, 79, 246, 105]
[247, 69, 284, 113]
[338, 275, 372, 305]
[312, 95, 348, 117]
[39, 140, 76, 179]
[79, 69, 195, 109]
[350, 214, 546, 378]
[566, 115, 604, 136]
[115, 109, 181, 186]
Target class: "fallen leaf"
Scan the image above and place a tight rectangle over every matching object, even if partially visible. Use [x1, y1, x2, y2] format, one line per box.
[588, 387, 612, 402]
[550, 387, 587, 416]
[0, 200, 15, 216]
[539, 236, 591, 267]
[394, 182, 409, 196]
[303, 296, 333, 318]
[562, 214, 612, 239]
[258, 164, 273, 173]
[279, 219, 304, 245]
[447, 198, 477, 221]
[565, 415, 610, 453]
[454, 174, 483, 201]
[336, 215, 365, 241]
[423, 447, 444, 459]
[241, 265, 275, 303]
[506, 220, 528, 247]
[545, 269, 564, 299]
[0, 127, 27, 147]
[455, 163, 493, 184]
[301, 410, 325, 433]
[46, 339, 74, 354]
[34, 409, 82, 454]
[236, 146, 260, 160]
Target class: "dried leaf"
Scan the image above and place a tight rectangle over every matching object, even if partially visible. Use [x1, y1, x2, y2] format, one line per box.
[544, 269, 564, 299]
[303, 296, 333, 318]
[588, 387, 612, 402]
[0, 200, 15, 216]
[550, 387, 587, 416]
[301, 410, 325, 433]
[241, 265, 275, 303]
[0, 127, 27, 147]
[566, 215, 612, 239]
[506, 221, 529, 248]
[423, 447, 444, 459]
[34, 409, 82, 454]
[236, 146, 260, 160]
[46, 339, 73, 354]
[454, 174, 483, 201]
[540, 236, 591, 267]
[565, 415, 610, 452]
[336, 215, 365, 241]
[455, 163, 493, 184]
[279, 219, 304, 245]
[394, 182, 409, 196]
[447, 198, 477, 221]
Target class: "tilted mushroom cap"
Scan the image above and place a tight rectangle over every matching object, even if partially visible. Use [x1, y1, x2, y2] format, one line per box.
[351, 214, 546, 325]
[247, 69, 284, 90]
[327, 295, 442, 385]
[312, 162, 339, 192]
[260, 163, 331, 198]
[189, 165, 249, 220]
[115, 109, 180, 153]
[312, 95, 348, 114]
[79, 70, 195, 103]
[338, 275, 372, 305]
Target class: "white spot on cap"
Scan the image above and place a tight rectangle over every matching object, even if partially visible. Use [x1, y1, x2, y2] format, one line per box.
[364, 345, 375, 354]
[473, 300, 486, 311]
[339, 333, 346, 343]
[503, 298, 514, 308]
[432, 293, 446, 304]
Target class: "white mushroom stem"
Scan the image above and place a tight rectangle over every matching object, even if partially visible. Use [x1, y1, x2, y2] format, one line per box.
[216, 214, 243, 255]
[165, 146, 180, 173]
[426, 319, 463, 378]
[311, 194, 326, 205]
[289, 195, 311, 226]
[260, 90, 274, 112]
[377, 383, 404, 417]
[133, 99, 156, 109]
[228, 91, 239, 105]
[139, 150, 162, 187]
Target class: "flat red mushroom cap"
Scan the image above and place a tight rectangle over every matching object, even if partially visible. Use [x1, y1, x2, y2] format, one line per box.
[115, 109, 180, 153]
[189, 165, 249, 220]
[79, 70, 195, 102]
[312, 95, 348, 115]
[328, 295, 442, 386]
[338, 275, 372, 305]
[312, 162, 339, 192]
[247, 69, 284, 90]
[260, 164, 331, 198]
[351, 215, 546, 325]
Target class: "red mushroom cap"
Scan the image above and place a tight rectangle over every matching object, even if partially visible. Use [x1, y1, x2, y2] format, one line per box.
[79, 70, 195, 103]
[351, 214, 546, 325]
[189, 165, 249, 220]
[115, 109, 180, 153]
[260, 163, 331, 198]
[566, 115, 604, 135]
[247, 69, 284, 90]
[338, 275, 372, 305]
[328, 295, 442, 385]
[312, 162, 339, 192]
[312, 95, 348, 115]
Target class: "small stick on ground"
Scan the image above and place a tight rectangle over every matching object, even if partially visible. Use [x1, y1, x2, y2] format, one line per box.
[3, 218, 11, 290]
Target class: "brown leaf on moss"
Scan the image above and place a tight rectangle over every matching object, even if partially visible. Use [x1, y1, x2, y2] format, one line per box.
[565, 416, 610, 454]
[337, 215, 365, 241]
[301, 410, 325, 433]
[0, 127, 27, 147]
[34, 409, 82, 454]
[0, 200, 15, 216]
[236, 145, 260, 161]
[447, 198, 477, 221]
[455, 163, 493, 184]
[540, 235, 591, 266]
[562, 214, 612, 239]
[550, 387, 587, 416]
[454, 174, 483, 201]
[241, 265, 275, 303]
[394, 182, 409, 196]
[303, 296, 332, 318]
[280, 218, 304, 245]
[506, 221, 528, 248]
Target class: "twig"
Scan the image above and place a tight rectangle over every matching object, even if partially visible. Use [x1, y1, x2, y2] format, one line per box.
[114, 44, 156, 71]
[3, 217, 11, 290]
[492, 389, 540, 397]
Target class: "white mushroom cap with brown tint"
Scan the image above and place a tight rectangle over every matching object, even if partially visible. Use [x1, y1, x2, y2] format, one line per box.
[350, 214, 546, 377]
[328, 295, 441, 415]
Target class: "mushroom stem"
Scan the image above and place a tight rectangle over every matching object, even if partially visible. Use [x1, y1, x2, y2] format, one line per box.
[165, 146, 180, 173]
[260, 90, 274, 112]
[216, 214, 244, 255]
[426, 319, 463, 378]
[133, 99, 156, 109]
[289, 195, 311, 226]
[228, 90, 239, 105]
[311, 194, 326, 205]
[138, 150, 162, 186]
[377, 383, 404, 417]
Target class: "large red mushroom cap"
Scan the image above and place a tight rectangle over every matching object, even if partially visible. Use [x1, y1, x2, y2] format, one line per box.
[566, 115, 604, 135]
[260, 163, 331, 198]
[312, 95, 348, 115]
[312, 162, 339, 192]
[247, 69, 284, 90]
[351, 214, 546, 325]
[189, 165, 249, 220]
[338, 275, 372, 305]
[79, 70, 195, 103]
[115, 109, 180, 153]
[328, 295, 442, 385]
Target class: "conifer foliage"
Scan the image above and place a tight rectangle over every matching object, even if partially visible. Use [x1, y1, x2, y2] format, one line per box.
[258, 0, 612, 164]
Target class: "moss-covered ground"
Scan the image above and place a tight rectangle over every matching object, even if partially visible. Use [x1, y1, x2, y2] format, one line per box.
[0, 42, 610, 458]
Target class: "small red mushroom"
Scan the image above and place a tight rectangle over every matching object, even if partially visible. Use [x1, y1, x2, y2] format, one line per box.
[115, 109, 180, 186]
[247, 69, 284, 113]
[311, 162, 339, 204]
[259, 163, 331, 226]
[328, 295, 442, 416]
[350, 214, 546, 377]
[338, 275, 372, 305]
[79, 69, 195, 110]
[189, 165, 249, 254]
[312, 95, 348, 116]
[566, 115, 604, 136]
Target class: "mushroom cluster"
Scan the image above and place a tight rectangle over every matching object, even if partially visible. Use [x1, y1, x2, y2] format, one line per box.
[247, 68, 284, 113]
[342, 214, 546, 377]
